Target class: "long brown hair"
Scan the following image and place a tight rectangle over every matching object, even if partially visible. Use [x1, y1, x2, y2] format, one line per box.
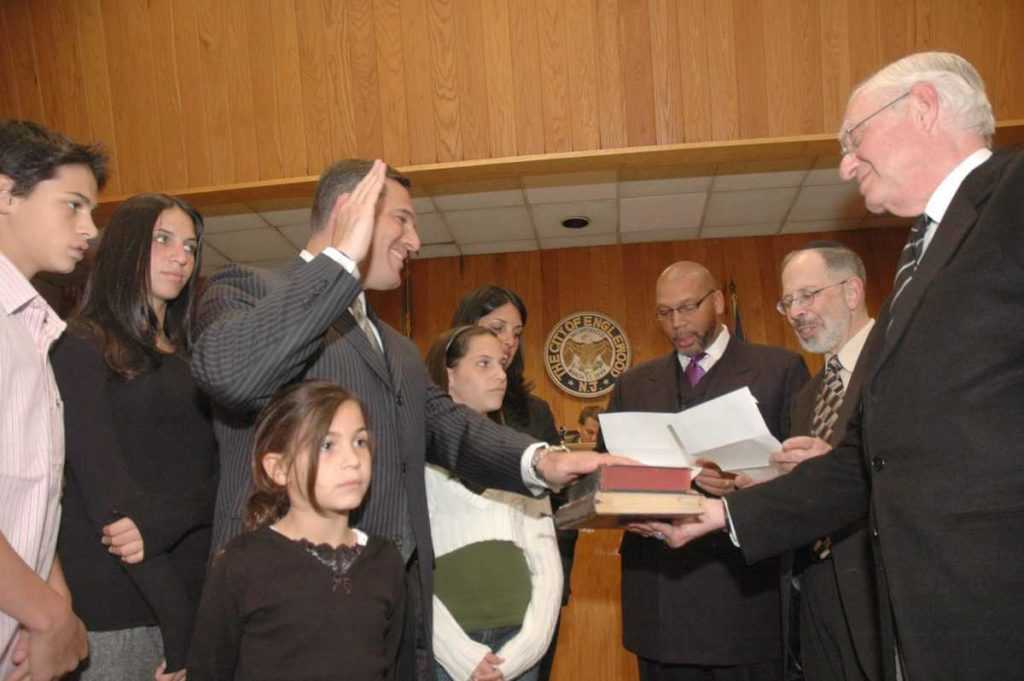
[245, 380, 368, 530]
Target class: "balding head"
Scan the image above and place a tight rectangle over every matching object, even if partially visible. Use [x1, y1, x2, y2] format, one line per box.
[657, 261, 720, 297]
[655, 261, 724, 357]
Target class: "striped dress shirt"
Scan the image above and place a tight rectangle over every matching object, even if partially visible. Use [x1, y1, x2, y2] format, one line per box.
[0, 254, 66, 675]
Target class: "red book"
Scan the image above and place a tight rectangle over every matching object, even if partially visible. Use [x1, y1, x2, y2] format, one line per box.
[567, 465, 691, 502]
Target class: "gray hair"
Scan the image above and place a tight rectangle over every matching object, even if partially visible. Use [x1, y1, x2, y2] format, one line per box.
[851, 52, 994, 144]
[782, 240, 866, 283]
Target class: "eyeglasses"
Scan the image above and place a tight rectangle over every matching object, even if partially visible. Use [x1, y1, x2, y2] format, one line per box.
[656, 289, 717, 321]
[839, 91, 910, 156]
[776, 280, 850, 315]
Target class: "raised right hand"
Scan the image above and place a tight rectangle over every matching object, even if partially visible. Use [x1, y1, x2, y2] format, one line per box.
[329, 159, 387, 264]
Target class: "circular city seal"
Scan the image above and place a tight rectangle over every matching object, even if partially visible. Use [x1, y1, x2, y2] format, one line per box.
[543, 311, 631, 398]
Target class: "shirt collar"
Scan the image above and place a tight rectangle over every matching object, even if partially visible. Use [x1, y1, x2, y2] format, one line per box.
[925, 148, 992, 224]
[678, 324, 730, 368]
[832, 318, 875, 374]
[0, 251, 41, 316]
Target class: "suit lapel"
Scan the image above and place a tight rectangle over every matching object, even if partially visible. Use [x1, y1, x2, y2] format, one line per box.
[331, 309, 393, 388]
[647, 353, 684, 410]
[876, 156, 999, 369]
[703, 336, 755, 397]
[371, 307, 404, 392]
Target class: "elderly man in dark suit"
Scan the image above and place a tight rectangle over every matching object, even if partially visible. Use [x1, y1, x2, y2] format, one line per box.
[769, 242, 881, 681]
[190, 159, 618, 679]
[643, 52, 1024, 681]
[603, 261, 809, 681]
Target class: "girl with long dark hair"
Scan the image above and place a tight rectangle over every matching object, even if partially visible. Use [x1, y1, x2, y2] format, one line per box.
[51, 193, 217, 680]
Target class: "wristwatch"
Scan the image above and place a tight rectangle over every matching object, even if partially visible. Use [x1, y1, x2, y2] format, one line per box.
[531, 444, 570, 487]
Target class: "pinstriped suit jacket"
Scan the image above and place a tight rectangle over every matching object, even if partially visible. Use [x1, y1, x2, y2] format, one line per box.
[191, 253, 536, 642]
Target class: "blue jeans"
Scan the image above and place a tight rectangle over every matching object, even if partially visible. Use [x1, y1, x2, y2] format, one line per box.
[433, 625, 539, 681]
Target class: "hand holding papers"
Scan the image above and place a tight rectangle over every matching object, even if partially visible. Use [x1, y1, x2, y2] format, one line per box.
[599, 387, 783, 480]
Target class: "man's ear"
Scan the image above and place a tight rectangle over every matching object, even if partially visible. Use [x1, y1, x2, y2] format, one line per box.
[909, 82, 940, 133]
[261, 452, 288, 486]
[0, 175, 15, 216]
[844, 276, 866, 310]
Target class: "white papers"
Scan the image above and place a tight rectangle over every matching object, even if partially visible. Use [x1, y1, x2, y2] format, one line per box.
[599, 387, 782, 474]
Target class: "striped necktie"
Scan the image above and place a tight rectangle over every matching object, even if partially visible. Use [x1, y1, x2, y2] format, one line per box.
[351, 296, 383, 354]
[811, 355, 844, 442]
[889, 214, 930, 313]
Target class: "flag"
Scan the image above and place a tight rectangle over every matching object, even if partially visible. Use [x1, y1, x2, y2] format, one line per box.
[729, 280, 745, 341]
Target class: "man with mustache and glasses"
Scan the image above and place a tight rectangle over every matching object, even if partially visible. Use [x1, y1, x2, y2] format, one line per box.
[767, 242, 881, 681]
[601, 261, 808, 681]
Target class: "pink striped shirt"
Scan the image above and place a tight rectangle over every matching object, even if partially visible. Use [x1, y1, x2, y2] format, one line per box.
[0, 253, 66, 674]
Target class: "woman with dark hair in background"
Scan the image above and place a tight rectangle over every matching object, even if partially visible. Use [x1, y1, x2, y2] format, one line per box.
[51, 194, 217, 681]
[424, 326, 561, 681]
[450, 286, 574, 681]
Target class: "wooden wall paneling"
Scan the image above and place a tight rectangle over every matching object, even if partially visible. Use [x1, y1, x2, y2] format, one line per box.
[194, 1, 239, 186]
[453, 0, 490, 161]
[272, 0, 311, 178]
[819, 0, 853, 133]
[3, 2, 46, 125]
[145, 0, 189, 191]
[732, 0, 770, 139]
[704, 0, 740, 140]
[102, 0, 164, 194]
[594, 0, 628, 149]
[479, 0, 517, 158]
[617, 1, 657, 146]
[346, 0, 387, 161]
[246, 0, 286, 180]
[508, 0, 545, 156]
[294, 1, 339, 173]
[846, 0, 883, 90]
[428, 0, 463, 162]
[217, 0, 260, 183]
[760, 1, 793, 138]
[537, 0, 572, 154]
[676, 0, 713, 143]
[0, 6, 21, 121]
[876, 0, 915, 68]
[372, 0, 412, 167]
[563, 0, 602, 152]
[648, 0, 686, 146]
[400, 0, 439, 164]
[35, 1, 90, 144]
[321, 1, 359, 161]
[791, 0, 825, 134]
[169, 0, 212, 190]
[725, 236, 772, 345]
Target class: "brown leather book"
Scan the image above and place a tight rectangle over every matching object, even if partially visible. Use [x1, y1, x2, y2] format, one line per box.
[554, 488, 703, 529]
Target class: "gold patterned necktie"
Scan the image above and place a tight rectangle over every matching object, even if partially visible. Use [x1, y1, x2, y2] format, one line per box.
[351, 295, 383, 354]
[811, 355, 844, 442]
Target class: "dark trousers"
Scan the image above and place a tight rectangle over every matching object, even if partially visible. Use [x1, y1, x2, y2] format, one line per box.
[638, 657, 780, 681]
[398, 553, 432, 681]
[800, 561, 871, 681]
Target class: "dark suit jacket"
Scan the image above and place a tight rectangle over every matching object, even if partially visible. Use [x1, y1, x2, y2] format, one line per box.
[787, 332, 881, 681]
[728, 150, 1024, 681]
[190, 253, 537, 644]
[603, 336, 809, 665]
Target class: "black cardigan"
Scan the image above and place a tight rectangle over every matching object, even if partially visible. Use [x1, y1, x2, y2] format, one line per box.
[52, 331, 218, 671]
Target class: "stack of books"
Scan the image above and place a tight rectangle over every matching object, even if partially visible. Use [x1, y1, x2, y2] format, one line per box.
[554, 465, 702, 530]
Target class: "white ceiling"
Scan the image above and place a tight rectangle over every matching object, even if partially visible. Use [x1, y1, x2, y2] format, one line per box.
[194, 161, 911, 275]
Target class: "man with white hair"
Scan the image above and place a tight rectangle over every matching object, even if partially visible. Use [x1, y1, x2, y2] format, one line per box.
[636, 52, 1024, 681]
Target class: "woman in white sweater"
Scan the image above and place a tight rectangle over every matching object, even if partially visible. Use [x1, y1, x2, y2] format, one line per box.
[424, 326, 562, 681]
